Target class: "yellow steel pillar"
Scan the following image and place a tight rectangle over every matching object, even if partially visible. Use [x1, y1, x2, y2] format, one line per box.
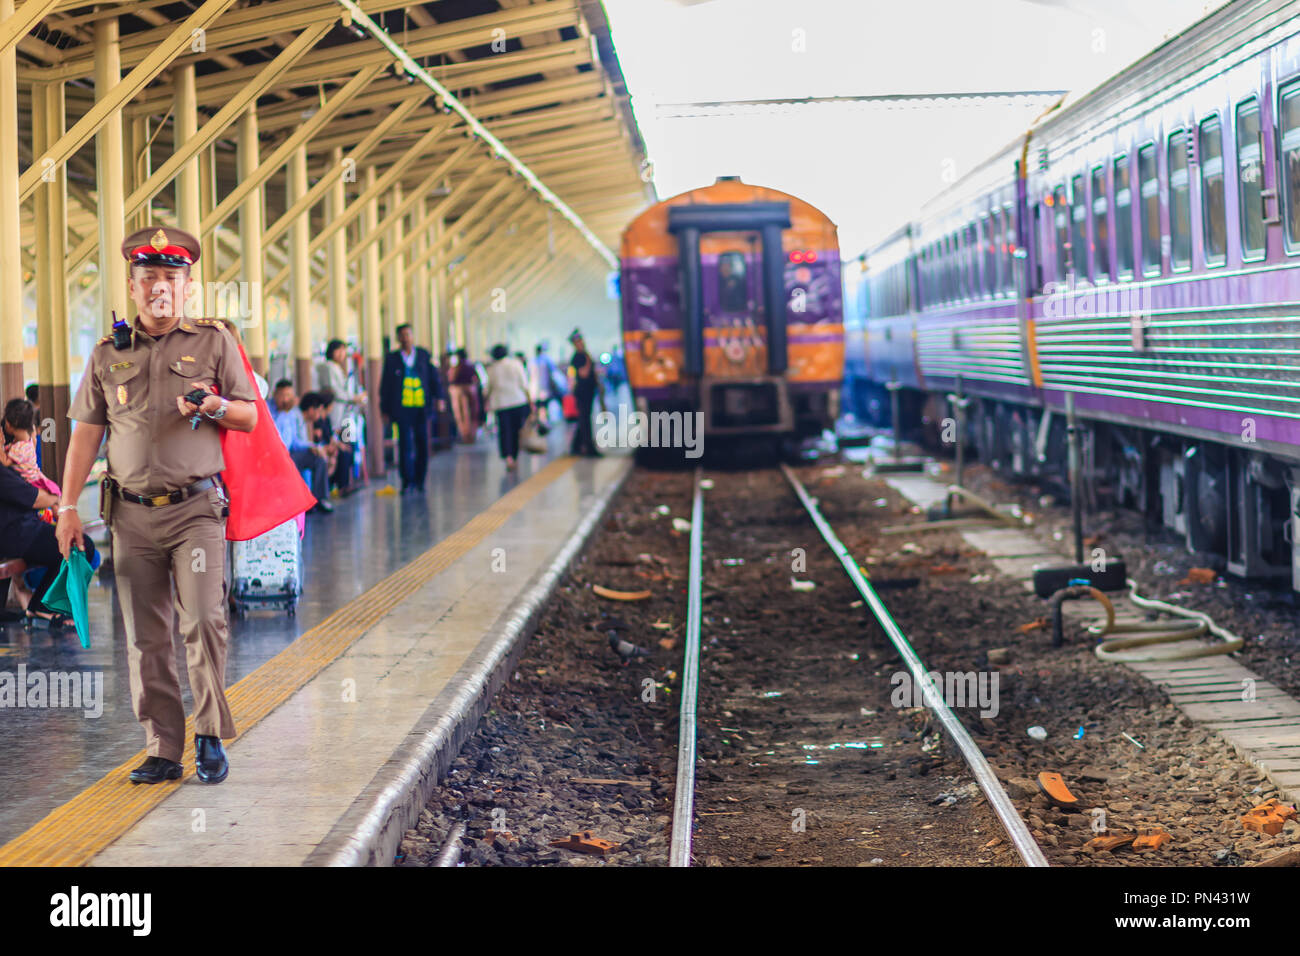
[431, 216, 447, 359]
[386, 182, 406, 339]
[362, 166, 384, 476]
[199, 143, 218, 275]
[328, 146, 349, 343]
[94, 15, 127, 332]
[0, 0, 23, 401]
[33, 81, 71, 479]
[413, 196, 430, 349]
[127, 114, 149, 234]
[174, 63, 204, 292]
[289, 145, 313, 392]
[238, 105, 267, 373]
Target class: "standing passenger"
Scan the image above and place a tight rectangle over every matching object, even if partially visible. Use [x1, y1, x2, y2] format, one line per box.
[567, 329, 604, 458]
[379, 324, 442, 494]
[484, 344, 532, 470]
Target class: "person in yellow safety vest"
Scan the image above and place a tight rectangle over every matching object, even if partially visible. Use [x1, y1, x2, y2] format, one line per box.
[379, 324, 445, 494]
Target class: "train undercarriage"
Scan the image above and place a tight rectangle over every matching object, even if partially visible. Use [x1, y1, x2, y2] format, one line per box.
[905, 392, 1300, 593]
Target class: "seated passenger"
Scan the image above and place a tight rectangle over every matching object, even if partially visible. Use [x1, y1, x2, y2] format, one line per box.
[270, 380, 332, 514]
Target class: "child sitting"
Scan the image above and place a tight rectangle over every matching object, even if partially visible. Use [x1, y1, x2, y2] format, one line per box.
[0, 399, 60, 514]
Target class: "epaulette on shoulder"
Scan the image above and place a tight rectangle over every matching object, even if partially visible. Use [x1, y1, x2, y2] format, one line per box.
[97, 334, 113, 346]
[194, 318, 231, 333]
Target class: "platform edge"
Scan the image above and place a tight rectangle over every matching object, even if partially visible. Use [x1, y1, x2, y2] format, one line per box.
[308, 457, 634, 866]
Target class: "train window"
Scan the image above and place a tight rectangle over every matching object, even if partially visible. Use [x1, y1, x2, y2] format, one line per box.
[717, 251, 747, 311]
[1167, 130, 1192, 271]
[1090, 166, 1110, 280]
[1113, 155, 1133, 279]
[1199, 115, 1227, 265]
[1053, 185, 1069, 279]
[1236, 98, 1265, 260]
[1003, 203, 1016, 294]
[1032, 201, 1045, 292]
[966, 222, 980, 298]
[1280, 82, 1300, 250]
[1070, 175, 1088, 281]
[982, 209, 993, 295]
[1138, 144, 1160, 276]
[953, 230, 964, 301]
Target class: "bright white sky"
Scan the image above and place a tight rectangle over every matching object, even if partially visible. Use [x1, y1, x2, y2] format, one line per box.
[602, 0, 1230, 257]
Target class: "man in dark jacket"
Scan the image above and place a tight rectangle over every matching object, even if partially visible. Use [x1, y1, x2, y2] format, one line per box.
[379, 323, 444, 493]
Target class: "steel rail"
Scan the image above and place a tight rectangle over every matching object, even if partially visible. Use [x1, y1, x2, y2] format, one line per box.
[668, 468, 705, 867]
[779, 463, 1049, 868]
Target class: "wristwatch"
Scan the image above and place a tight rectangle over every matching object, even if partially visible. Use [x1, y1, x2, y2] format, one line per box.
[204, 398, 229, 421]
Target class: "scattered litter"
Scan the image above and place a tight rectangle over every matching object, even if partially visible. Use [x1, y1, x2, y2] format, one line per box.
[549, 831, 619, 855]
[699, 478, 714, 489]
[651, 620, 673, 630]
[593, 585, 652, 601]
[760, 691, 784, 698]
[1027, 726, 1048, 741]
[1052, 530, 1064, 541]
[859, 708, 876, 717]
[970, 574, 992, 584]
[1152, 560, 1177, 575]
[932, 794, 959, 807]
[484, 830, 518, 846]
[899, 542, 921, 554]
[1131, 826, 1171, 852]
[657, 638, 676, 651]
[1038, 494, 1056, 507]
[790, 578, 817, 591]
[672, 517, 692, 534]
[987, 648, 1012, 665]
[849, 600, 864, 609]
[655, 505, 670, 515]
[928, 563, 962, 574]
[721, 558, 744, 566]
[1073, 725, 1086, 740]
[873, 498, 889, 508]
[1018, 618, 1049, 633]
[1240, 799, 1297, 836]
[1180, 567, 1217, 586]
[375, 485, 397, 497]
[1036, 771, 1080, 808]
[820, 465, 846, 478]
[1084, 834, 1132, 853]
[1120, 731, 1145, 750]
[847, 653, 860, 661]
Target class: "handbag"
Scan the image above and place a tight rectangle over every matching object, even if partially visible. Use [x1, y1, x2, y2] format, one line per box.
[520, 413, 548, 454]
[562, 393, 579, 422]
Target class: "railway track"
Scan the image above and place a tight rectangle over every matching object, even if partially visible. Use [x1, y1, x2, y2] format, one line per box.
[668, 464, 1048, 868]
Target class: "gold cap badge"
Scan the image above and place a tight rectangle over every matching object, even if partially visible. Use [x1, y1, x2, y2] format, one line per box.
[150, 228, 168, 251]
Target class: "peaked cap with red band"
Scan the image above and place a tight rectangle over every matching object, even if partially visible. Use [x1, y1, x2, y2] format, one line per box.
[120, 226, 201, 268]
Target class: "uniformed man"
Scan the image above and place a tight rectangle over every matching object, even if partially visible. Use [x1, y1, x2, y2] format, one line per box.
[55, 226, 259, 785]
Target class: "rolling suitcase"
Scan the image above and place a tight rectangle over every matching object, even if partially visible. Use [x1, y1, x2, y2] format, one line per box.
[229, 517, 302, 617]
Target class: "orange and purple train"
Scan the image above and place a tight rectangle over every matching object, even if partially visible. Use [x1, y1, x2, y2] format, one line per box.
[619, 176, 843, 442]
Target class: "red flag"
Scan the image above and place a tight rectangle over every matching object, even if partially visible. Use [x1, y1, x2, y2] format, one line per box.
[220, 341, 316, 541]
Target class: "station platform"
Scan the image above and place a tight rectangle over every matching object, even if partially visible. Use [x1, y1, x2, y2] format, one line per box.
[0, 433, 631, 866]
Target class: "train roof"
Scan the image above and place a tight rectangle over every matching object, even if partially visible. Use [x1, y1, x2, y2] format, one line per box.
[911, 0, 1298, 227]
[621, 176, 839, 258]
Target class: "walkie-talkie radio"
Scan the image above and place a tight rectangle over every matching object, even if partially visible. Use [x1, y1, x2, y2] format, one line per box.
[184, 387, 210, 429]
[111, 311, 133, 350]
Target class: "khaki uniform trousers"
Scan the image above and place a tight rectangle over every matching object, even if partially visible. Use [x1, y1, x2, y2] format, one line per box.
[110, 486, 236, 762]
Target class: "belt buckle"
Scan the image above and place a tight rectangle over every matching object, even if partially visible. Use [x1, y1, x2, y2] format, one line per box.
[150, 493, 171, 507]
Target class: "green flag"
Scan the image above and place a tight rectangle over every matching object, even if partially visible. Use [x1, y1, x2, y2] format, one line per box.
[43, 549, 96, 649]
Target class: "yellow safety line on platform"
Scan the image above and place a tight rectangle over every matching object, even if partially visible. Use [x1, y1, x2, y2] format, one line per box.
[0, 457, 576, 867]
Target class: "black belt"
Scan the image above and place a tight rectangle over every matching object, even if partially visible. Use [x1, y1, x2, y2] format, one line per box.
[106, 476, 218, 507]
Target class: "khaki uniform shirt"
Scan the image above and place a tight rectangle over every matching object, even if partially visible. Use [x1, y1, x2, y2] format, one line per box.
[68, 316, 259, 495]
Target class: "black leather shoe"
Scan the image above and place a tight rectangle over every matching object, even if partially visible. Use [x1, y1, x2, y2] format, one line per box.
[128, 756, 183, 785]
[194, 735, 229, 784]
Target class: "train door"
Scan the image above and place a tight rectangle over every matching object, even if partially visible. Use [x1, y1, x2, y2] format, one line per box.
[706, 232, 767, 377]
